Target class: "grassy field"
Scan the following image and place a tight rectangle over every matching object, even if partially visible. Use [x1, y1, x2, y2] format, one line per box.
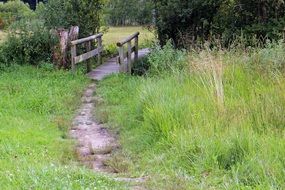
[103, 26, 154, 46]
[0, 26, 152, 189]
[0, 26, 154, 46]
[96, 43, 285, 189]
[0, 66, 124, 189]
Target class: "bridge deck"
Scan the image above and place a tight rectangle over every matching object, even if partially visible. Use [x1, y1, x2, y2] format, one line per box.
[88, 48, 150, 81]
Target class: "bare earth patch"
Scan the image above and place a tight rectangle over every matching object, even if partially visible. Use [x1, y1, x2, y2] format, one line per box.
[70, 83, 118, 173]
[70, 83, 147, 189]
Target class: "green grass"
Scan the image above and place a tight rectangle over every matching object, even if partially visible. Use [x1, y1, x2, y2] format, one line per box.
[100, 26, 154, 62]
[103, 26, 154, 46]
[0, 66, 125, 189]
[96, 44, 285, 189]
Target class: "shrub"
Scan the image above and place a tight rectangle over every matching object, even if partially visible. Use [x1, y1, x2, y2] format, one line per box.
[36, 0, 104, 37]
[147, 41, 187, 75]
[0, 0, 34, 29]
[0, 19, 57, 67]
[154, 0, 285, 47]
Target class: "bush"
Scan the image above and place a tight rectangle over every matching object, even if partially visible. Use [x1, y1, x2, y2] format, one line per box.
[0, 19, 57, 68]
[147, 41, 187, 75]
[154, 0, 285, 47]
[0, 0, 34, 29]
[36, 0, 104, 37]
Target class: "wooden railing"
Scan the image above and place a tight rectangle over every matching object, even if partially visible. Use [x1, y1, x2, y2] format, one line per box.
[117, 32, 139, 73]
[71, 33, 103, 73]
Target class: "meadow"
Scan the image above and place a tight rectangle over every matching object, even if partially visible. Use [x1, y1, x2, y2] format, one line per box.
[96, 43, 285, 189]
[0, 66, 124, 189]
[103, 26, 154, 46]
[0, 25, 154, 189]
[0, 14, 284, 189]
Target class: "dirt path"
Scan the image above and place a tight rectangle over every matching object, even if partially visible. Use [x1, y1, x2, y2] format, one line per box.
[70, 83, 147, 189]
[70, 51, 150, 189]
[70, 83, 117, 172]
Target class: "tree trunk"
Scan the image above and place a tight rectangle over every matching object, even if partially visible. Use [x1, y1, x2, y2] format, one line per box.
[52, 26, 79, 69]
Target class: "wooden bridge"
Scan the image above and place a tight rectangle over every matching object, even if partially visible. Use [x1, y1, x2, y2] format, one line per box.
[70, 32, 150, 80]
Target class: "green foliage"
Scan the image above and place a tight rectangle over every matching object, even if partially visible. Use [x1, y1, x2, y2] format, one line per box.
[0, 66, 125, 189]
[154, 0, 224, 47]
[37, 0, 104, 37]
[154, 0, 285, 47]
[0, 0, 34, 29]
[96, 43, 285, 189]
[0, 19, 57, 67]
[147, 42, 187, 75]
[105, 0, 153, 26]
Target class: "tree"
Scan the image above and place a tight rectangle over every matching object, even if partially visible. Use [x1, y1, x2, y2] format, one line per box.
[37, 0, 105, 37]
[154, 0, 224, 47]
[105, 0, 153, 26]
[153, 0, 285, 47]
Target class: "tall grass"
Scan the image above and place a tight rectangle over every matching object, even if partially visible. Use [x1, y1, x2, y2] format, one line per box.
[0, 66, 124, 189]
[96, 42, 285, 189]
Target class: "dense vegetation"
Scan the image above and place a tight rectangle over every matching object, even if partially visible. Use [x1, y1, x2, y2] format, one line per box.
[104, 0, 153, 26]
[154, 0, 285, 47]
[0, 0, 105, 69]
[96, 42, 285, 189]
[0, 0, 34, 29]
[37, 0, 104, 37]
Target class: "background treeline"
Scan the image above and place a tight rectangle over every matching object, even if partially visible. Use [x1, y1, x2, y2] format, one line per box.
[104, 0, 153, 26]
[154, 0, 285, 47]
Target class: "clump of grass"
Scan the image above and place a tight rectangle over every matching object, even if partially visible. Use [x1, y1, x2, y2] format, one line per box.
[96, 42, 285, 189]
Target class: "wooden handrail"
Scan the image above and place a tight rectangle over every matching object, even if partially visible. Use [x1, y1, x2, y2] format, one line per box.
[117, 32, 139, 73]
[71, 33, 103, 45]
[117, 32, 140, 47]
[71, 33, 103, 73]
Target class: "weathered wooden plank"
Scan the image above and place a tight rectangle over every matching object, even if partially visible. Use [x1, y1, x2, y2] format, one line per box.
[74, 47, 103, 64]
[117, 32, 140, 47]
[97, 36, 103, 65]
[127, 41, 132, 73]
[134, 36, 139, 61]
[118, 47, 135, 64]
[118, 46, 125, 66]
[71, 33, 103, 45]
[89, 48, 150, 80]
[86, 41, 92, 72]
[71, 44, 77, 73]
[116, 32, 140, 73]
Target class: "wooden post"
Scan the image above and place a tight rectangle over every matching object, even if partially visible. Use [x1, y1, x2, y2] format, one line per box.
[97, 36, 102, 66]
[127, 41, 132, 73]
[71, 44, 76, 73]
[118, 46, 124, 72]
[86, 41, 92, 72]
[116, 32, 140, 73]
[134, 36, 139, 62]
[68, 26, 79, 70]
